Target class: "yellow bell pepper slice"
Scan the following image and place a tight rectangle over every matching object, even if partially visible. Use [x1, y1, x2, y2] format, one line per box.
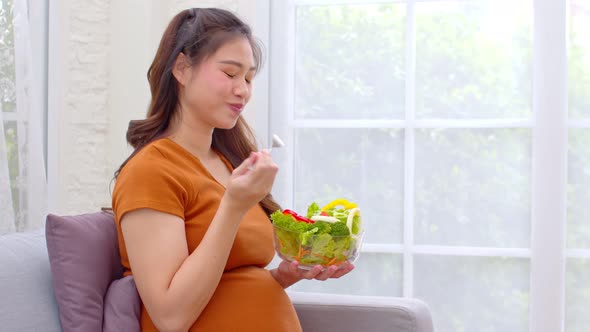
[321, 198, 357, 211]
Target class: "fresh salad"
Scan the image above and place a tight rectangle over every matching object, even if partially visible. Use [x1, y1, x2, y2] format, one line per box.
[270, 199, 363, 267]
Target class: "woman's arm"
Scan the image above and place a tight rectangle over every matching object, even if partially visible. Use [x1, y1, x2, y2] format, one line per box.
[121, 152, 277, 332]
[121, 197, 243, 332]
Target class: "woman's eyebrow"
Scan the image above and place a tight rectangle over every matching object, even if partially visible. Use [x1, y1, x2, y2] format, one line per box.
[218, 60, 256, 71]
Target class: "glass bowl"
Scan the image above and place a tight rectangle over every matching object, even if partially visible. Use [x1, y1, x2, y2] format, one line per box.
[272, 223, 364, 270]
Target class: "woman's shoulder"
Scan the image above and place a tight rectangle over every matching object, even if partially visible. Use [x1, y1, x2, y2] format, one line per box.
[124, 138, 187, 170]
[112, 139, 194, 221]
[116, 138, 198, 187]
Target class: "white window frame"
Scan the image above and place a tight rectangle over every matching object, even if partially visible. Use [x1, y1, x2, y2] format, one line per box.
[47, 0, 67, 212]
[261, 1, 590, 331]
[530, 1, 568, 332]
[28, 0, 49, 172]
[29, 0, 49, 224]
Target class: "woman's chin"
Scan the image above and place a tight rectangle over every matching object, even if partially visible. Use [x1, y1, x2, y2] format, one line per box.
[216, 119, 239, 130]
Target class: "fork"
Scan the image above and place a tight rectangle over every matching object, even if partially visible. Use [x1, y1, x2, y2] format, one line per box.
[247, 134, 284, 171]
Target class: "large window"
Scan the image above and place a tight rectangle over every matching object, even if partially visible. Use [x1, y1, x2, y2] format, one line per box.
[269, 0, 588, 331]
[566, 1, 590, 331]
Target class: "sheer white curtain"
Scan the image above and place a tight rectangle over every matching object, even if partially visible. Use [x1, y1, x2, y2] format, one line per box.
[0, 0, 47, 234]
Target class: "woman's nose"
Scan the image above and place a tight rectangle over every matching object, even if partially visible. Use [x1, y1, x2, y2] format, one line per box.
[233, 80, 249, 98]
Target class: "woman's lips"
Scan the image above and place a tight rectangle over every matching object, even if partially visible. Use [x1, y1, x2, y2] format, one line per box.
[228, 103, 243, 113]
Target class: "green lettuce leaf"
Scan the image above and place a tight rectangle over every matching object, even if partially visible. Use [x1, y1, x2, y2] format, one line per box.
[351, 215, 361, 235]
[329, 221, 350, 236]
[306, 202, 320, 218]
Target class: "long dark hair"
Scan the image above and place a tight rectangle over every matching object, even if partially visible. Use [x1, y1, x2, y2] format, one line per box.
[114, 8, 280, 216]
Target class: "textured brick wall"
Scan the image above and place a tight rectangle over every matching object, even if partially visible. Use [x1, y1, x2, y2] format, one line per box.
[57, 0, 112, 214]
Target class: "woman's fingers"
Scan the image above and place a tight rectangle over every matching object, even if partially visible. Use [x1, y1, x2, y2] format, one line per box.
[297, 263, 353, 280]
[288, 260, 299, 273]
[286, 260, 355, 283]
[237, 151, 278, 184]
[329, 263, 355, 279]
[303, 265, 323, 279]
[313, 265, 339, 281]
[248, 152, 278, 186]
[233, 152, 258, 175]
[226, 151, 278, 208]
[251, 150, 273, 168]
[303, 262, 355, 280]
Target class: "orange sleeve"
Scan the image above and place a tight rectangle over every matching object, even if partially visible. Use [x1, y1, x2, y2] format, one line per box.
[112, 148, 188, 223]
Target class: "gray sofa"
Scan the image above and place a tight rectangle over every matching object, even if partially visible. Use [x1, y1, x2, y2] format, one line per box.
[0, 223, 434, 332]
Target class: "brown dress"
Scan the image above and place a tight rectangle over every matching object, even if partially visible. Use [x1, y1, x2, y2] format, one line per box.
[112, 138, 302, 332]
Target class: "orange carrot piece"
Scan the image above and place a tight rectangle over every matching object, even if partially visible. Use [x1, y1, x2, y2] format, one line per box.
[312, 253, 332, 265]
[296, 245, 303, 261]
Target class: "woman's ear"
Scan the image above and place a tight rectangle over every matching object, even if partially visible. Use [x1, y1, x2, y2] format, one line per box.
[172, 53, 190, 86]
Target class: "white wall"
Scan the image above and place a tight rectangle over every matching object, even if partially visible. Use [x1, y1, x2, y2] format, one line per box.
[49, 0, 270, 214]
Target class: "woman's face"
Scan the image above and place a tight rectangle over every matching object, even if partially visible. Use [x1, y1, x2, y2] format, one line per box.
[177, 37, 256, 130]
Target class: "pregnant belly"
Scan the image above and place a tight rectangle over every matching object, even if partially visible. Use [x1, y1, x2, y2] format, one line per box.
[189, 266, 302, 332]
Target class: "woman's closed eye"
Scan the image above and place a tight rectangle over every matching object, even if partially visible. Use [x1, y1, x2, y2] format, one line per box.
[224, 71, 252, 84]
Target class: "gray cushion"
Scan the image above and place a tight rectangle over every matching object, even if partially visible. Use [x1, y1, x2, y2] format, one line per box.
[289, 291, 434, 332]
[0, 229, 62, 331]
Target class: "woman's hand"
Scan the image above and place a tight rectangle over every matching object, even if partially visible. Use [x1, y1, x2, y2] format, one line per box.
[223, 150, 278, 213]
[270, 260, 355, 289]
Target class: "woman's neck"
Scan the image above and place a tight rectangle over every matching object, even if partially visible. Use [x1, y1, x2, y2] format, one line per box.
[167, 113, 215, 161]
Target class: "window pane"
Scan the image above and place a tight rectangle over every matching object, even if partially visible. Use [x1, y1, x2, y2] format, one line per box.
[415, 0, 532, 119]
[295, 4, 406, 119]
[0, 0, 16, 113]
[415, 129, 531, 247]
[569, 0, 590, 119]
[566, 258, 590, 332]
[294, 128, 404, 243]
[567, 129, 590, 248]
[414, 255, 529, 332]
[291, 253, 402, 296]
